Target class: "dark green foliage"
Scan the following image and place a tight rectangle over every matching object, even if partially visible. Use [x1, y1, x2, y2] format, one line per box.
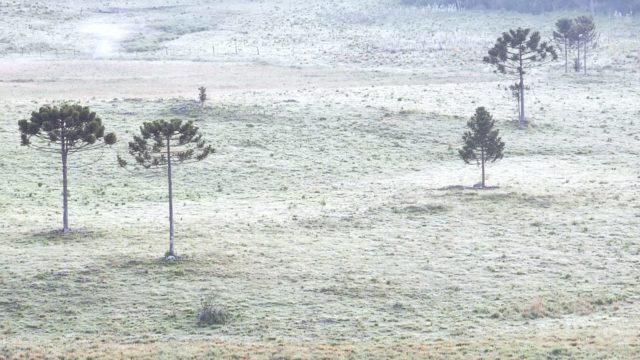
[459, 107, 505, 188]
[122, 119, 213, 169]
[554, 18, 574, 73]
[571, 15, 598, 74]
[484, 28, 557, 127]
[198, 87, 207, 107]
[19, 104, 116, 153]
[484, 28, 557, 74]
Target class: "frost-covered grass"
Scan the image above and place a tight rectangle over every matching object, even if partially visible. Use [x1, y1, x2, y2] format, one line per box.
[0, 0, 639, 358]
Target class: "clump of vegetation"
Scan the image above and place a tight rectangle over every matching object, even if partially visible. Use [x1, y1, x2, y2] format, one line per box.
[521, 296, 548, 319]
[198, 87, 207, 108]
[197, 297, 227, 326]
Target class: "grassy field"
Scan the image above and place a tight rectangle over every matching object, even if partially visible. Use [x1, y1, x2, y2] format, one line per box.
[1, 0, 640, 358]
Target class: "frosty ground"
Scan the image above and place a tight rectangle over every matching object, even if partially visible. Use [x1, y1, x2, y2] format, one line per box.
[0, 0, 639, 358]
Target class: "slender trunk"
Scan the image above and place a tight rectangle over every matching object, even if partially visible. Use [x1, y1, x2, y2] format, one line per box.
[564, 38, 568, 73]
[519, 77, 525, 127]
[60, 119, 69, 232]
[481, 146, 485, 188]
[576, 40, 581, 72]
[167, 139, 175, 257]
[584, 41, 587, 75]
[518, 47, 525, 127]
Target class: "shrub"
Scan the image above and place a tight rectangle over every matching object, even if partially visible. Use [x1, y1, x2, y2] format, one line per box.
[197, 298, 227, 326]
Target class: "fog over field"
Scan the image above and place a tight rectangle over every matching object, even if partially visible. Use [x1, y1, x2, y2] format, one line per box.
[0, 0, 639, 359]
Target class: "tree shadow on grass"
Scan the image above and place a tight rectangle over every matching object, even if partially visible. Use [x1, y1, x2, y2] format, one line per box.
[18, 228, 106, 245]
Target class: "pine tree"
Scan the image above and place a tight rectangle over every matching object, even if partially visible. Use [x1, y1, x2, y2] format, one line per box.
[553, 18, 574, 73]
[198, 87, 207, 108]
[572, 16, 598, 75]
[118, 119, 214, 258]
[484, 28, 557, 128]
[459, 107, 505, 188]
[18, 104, 117, 232]
[507, 82, 529, 120]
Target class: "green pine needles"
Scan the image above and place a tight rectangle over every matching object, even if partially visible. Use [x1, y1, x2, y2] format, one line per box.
[122, 119, 213, 168]
[459, 107, 505, 188]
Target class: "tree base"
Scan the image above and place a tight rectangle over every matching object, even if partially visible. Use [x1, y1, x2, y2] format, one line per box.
[437, 185, 500, 191]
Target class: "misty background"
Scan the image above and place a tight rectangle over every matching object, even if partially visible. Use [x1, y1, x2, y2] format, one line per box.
[402, 0, 640, 13]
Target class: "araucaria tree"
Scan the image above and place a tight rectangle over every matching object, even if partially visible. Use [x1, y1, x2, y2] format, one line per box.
[459, 107, 505, 188]
[119, 119, 214, 258]
[198, 86, 207, 108]
[553, 18, 574, 73]
[484, 28, 557, 127]
[18, 104, 117, 232]
[572, 16, 598, 74]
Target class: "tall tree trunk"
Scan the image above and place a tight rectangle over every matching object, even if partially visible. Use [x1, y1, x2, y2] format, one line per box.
[518, 48, 525, 127]
[519, 73, 525, 127]
[576, 40, 581, 72]
[584, 41, 588, 74]
[564, 38, 568, 73]
[60, 119, 69, 233]
[167, 139, 175, 257]
[481, 146, 485, 188]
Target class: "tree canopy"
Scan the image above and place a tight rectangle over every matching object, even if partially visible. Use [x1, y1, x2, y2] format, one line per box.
[19, 104, 116, 153]
[123, 119, 213, 169]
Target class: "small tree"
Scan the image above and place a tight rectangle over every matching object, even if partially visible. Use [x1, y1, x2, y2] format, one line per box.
[119, 119, 214, 258]
[572, 16, 598, 74]
[18, 104, 117, 232]
[459, 107, 505, 188]
[484, 28, 557, 127]
[198, 86, 207, 108]
[507, 82, 529, 120]
[553, 18, 574, 73]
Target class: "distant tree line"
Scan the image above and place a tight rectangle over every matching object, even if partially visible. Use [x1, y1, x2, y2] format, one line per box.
[401, 0, 640, 13]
